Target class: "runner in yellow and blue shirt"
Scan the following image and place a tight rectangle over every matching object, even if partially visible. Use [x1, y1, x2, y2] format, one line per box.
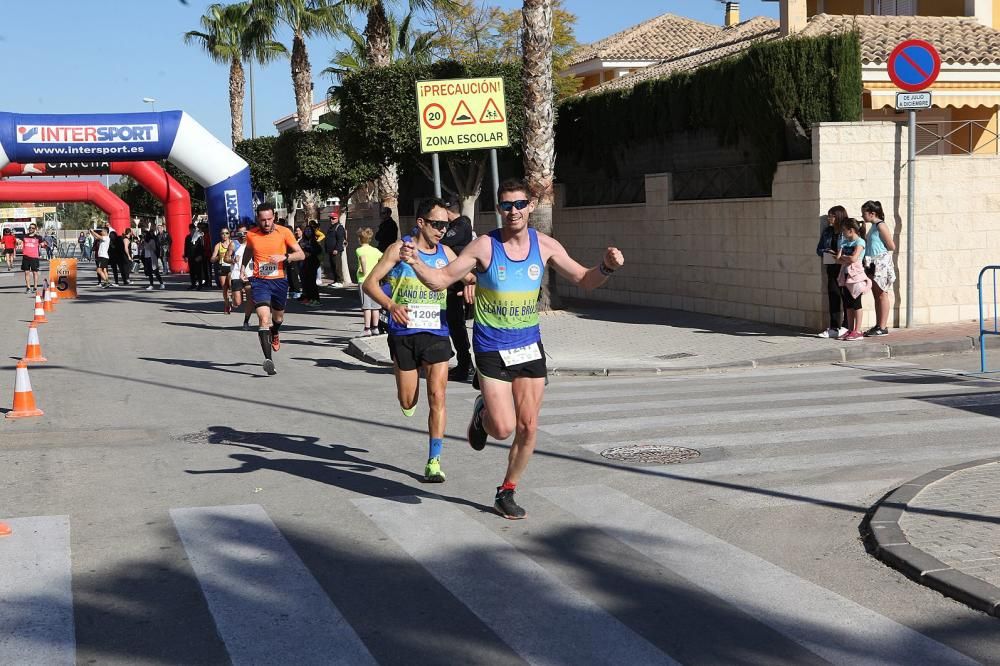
[400, 179, 625, 519]
[363, 198, 474, 483]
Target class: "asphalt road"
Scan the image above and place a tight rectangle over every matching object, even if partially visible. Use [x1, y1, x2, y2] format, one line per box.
[2, 267, 1000, 665]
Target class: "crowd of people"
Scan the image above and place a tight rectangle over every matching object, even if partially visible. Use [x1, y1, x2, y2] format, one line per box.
[815, 200, 897, 340]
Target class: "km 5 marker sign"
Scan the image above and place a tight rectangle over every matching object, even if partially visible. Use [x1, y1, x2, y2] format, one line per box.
[416, 77, 509, 153]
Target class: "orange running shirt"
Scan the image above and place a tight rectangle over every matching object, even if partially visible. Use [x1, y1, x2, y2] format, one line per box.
[245, 225, 296, 279]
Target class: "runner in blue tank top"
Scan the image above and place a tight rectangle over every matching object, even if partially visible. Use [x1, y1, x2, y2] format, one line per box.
[400, 178, 625, 519]
[364, 198, 474, 483]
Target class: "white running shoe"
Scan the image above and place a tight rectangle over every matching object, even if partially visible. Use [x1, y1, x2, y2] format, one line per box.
[145, 285, 154, 291]
[836, 327, 848, 338]
[816, 327, 838, 338]
[160, 283, 166, 289]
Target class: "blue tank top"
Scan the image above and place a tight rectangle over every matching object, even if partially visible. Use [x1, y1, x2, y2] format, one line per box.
[473, 228, 544, 353]
[385, 239, 449, 337]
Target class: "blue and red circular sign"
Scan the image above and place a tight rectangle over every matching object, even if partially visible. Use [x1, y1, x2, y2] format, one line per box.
[887, 39, 941, 92]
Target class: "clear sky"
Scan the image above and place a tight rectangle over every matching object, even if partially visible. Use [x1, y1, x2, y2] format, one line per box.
[0, 1, 779, 145]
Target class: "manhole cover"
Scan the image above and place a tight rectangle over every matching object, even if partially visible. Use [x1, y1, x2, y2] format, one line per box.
[656, 352, 696, 360]
[599, 444, 700, 465]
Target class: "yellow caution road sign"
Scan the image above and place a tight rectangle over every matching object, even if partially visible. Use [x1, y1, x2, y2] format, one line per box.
[417, 77, 509, 153]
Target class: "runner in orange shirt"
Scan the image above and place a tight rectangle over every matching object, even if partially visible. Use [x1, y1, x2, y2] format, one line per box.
[241, 202, 305, 375]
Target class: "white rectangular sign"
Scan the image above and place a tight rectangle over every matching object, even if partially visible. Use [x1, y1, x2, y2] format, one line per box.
[896, 92, 932, 110]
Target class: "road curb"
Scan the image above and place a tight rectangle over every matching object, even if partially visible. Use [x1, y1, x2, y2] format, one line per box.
[345, 334, 977, 376]
[864, 457, 1000, 618]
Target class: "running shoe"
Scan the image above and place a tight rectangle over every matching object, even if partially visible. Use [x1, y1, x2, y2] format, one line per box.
[242, 322, 250, 331]
[401, 405, 416, 417]
[263, 358, 276, 375]
[467, 395, 488, 451]
[423, 457, 446, 483]
[145, 285, 154, 291]
[843, 330, 864, 341]
[160, 283, 166, 290]
[224, 301, 231, 314]
[864, 326, 889, 337]
[24, 287, 31, 294]
[494, 487, 526, 520]
[271, 333, 280, 352]
[816, 327, 838, 338]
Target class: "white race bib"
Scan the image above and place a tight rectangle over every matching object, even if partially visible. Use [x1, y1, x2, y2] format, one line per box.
[406, 303, 441, 330]
[258, 262, 278, 277]
[499, 342, 542, 367]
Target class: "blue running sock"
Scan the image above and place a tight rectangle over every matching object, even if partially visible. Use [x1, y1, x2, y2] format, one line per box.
[428, 437, 443, 460]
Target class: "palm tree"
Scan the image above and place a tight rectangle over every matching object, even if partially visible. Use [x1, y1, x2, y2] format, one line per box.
[521, 0, 558, 309]
[334, 0, 453, 222]
[251, 0, 342, 131]
[322, 11, 435, 82]
[184, 2, 286, 147]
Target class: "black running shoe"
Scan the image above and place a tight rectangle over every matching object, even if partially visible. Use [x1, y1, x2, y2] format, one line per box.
[863, 326, 889, 337]
[263, 359, 277, 375]
[494, 487, 526, 520]
[467, 395, 488, 451]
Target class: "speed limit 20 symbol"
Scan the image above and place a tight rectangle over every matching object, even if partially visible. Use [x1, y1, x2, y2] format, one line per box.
[423, 103, 446, 130]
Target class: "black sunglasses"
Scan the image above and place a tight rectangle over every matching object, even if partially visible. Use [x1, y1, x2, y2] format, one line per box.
[422, 219, 449, 231]
[499, 199, 530, 212]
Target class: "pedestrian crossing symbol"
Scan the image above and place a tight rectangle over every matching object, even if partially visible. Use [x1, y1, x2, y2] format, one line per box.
[417, 76, 509, 153]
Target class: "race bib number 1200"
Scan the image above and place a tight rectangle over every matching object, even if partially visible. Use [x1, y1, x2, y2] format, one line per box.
[406, 303, 441, 330]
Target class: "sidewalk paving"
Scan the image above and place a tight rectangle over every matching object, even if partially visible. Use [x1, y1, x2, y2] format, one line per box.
[867, 459, 1000, 618]
[344, 296, 982, 374]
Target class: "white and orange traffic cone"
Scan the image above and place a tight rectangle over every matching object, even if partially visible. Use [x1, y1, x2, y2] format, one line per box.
[0, 522, 10, 537]
[32, 294, 47, 324]
[6, 360, 43, 419]
[50, 283, 59, 305]
[42, 287, 54, 313]
[22, 323, 46, 363]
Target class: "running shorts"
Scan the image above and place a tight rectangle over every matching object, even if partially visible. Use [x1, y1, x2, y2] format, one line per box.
[3, 248, 13, 256]
[218, 265, 232, 276]
[20, 257, 39, 272]
[387, 333, 453, 371]
[96, 257, 110, 269]
[476, 342, 547, 383]
[232, 278, 245, 291]
[250, 277, 289, 311]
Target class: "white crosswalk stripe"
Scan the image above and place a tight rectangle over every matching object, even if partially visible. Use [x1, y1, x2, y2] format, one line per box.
[353, 496, 679, 665]
[537, 485, 979, 666]
[170, 505, 377, 666]
[0, 516, 75, 666]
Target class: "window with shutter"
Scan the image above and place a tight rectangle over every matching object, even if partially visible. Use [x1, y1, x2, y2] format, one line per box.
[877, 0, 915, 15]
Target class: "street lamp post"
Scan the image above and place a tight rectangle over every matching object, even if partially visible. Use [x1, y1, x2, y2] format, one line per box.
[142, 97, 157, 112]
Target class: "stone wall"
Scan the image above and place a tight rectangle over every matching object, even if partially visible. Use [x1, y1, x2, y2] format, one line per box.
[553, 121, 1000, 329]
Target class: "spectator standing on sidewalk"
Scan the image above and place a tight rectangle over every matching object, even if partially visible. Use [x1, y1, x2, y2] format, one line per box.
[158, 224, 172, 274]
[141, 227, 165, 290]
[83, 232, 93, 262]
[816, 205, 848, 339]
[325, 212, 347, 287]
[355, 227, 382, 336]
[441, 198, 475, 380]
[198, 222, 212, 287]
[184, 223, 205, 290]
[299, 225, 323, 306]
[45, 231, 58, 260]
[861, 200, 896, 337]
[78, 231, 87, 259]
[836, 218, 870, 341]
[375, 206, 398, 253]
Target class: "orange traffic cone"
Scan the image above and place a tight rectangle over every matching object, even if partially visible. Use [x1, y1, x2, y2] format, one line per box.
[32, 294, 47, 324]
[50, 284, 59, 305]
[23, 323, 46, 363]
[6, 360, 43, 419]
[42, 287, 54, 312]
[0, 522, 10, 537]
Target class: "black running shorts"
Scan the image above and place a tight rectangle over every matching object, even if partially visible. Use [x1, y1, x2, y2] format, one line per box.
[20, 257, 39, 272]
[387, 333, 453, 371]
[475, 342, 547, 383]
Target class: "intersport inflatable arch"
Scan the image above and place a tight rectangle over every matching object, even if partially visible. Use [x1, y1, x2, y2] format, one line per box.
[0, 181, 130, 232]
[1, 161, 192, 272]
[0, 112, 253, 243]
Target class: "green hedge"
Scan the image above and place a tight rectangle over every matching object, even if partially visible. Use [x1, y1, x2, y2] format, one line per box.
[556, 31, 862, 182]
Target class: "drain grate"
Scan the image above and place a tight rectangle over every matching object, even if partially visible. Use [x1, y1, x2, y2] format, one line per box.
[600, 444, 701, 465]
[656, 352, 696, 360]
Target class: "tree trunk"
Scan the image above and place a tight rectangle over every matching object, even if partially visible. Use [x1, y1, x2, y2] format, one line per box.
[366, 4, 398, 220]
[228, 58, 245, 148]
[291, 31, 313, 132]
[522, 0, 560, 310]
[377, 163, 400, 236]
[365, 5, 393, 67]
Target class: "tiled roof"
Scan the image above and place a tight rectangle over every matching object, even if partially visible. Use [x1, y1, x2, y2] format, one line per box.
[568, 13, 721, 66]
[583, 17, 780, 95]
[799, 13, 1000, 64]
[579, 13, 1000, 97]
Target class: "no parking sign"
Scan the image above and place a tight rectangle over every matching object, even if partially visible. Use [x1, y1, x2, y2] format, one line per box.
[887, 40, 941, 92]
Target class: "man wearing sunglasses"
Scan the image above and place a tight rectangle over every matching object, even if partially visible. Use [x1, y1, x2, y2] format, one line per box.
[363, 197, 475, 484]
[400, 178, 624, 520]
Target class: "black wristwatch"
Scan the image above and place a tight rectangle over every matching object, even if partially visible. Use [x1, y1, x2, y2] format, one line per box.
[284, 252, 290, 263]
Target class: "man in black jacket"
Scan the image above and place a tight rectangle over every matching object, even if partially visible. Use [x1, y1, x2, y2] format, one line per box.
[374, 207, 398, 253]
[440, 198, 475, 381]
[184, 223, 204, 289]
[324, 212, 347, 287]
